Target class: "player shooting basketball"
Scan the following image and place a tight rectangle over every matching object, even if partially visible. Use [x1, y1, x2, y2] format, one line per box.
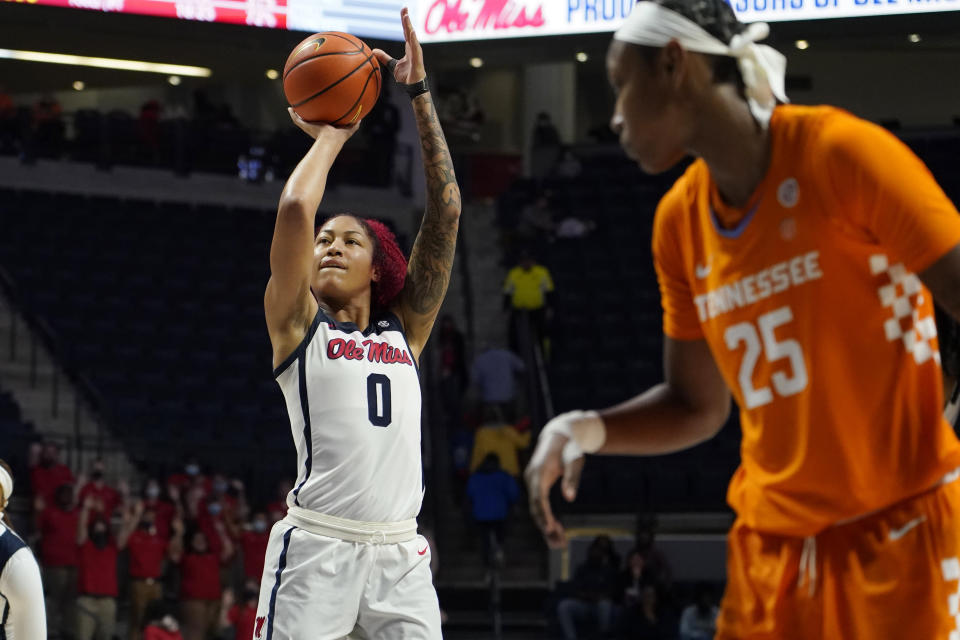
[526, 1, 960, 638]
[257, 8, 459, 639]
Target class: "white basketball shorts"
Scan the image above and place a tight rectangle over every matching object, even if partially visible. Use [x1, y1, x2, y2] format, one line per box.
[253, 520, 442, 640]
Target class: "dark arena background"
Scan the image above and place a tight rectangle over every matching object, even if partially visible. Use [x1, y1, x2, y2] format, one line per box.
[1, 1, 960, 639]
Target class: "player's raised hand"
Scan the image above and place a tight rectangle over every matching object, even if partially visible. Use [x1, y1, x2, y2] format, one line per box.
[288, 108, 361, 139]
[372, 7, 426, 85]
[524, 412, 590, 549]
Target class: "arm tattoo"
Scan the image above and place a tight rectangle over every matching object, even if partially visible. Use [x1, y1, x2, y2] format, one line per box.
[405, 92, 462, 315]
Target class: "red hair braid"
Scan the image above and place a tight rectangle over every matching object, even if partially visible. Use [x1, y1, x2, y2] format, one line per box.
[362, 218, 407, 310]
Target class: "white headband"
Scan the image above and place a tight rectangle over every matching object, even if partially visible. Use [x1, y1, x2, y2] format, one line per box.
[0, 466, 12, 511]
[614, 1, 788, 127]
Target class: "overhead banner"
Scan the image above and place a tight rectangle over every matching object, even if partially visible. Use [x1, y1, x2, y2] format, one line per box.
[413, 0, 960, 42]
[11, 0, 407, 40]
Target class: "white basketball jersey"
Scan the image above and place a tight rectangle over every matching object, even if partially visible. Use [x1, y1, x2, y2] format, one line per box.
[274, 309, 424, 522]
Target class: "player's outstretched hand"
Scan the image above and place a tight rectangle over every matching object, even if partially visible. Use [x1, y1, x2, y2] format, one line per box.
[524, 412, 588, 549]
[372, 7, 426, 85]
[287, 107, 361, 141]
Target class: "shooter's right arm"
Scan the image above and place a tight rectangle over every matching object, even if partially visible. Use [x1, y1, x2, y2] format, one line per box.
[264, 111, 358, 364]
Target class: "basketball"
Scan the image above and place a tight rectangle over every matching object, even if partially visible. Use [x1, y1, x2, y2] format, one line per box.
[282, 32, 382, 126]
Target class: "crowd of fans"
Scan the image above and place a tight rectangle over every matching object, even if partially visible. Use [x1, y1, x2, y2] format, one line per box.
[552, 532, 719, 640]
[27, 441, 291, 640]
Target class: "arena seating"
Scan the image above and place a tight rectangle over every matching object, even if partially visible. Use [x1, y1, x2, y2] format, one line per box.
[0, 188, 296, 487]
[0, 387, 34, 487]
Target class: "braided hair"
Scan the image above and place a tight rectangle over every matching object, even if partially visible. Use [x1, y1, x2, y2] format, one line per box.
[656, 0, 746, 41]
[637, 0, 748, 87]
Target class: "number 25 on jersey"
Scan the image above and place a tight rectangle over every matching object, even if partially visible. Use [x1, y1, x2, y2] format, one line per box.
[724, 306, 809, 409]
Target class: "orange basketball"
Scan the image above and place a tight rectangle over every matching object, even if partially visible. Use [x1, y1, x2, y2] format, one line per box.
[282, 32, 382, 126]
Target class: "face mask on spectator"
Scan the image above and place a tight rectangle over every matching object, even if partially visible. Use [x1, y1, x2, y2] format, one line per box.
[145, 485, 160, 499]
[160, 615, 179, 632]
[185, 463, 200, 476]
[252, 519, 267, 533]
[207, 502, 222, 516]
[91, 469, 104, 481]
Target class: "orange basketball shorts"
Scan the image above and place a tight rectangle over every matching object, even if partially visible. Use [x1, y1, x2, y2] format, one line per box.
[717, 472, 960, 639]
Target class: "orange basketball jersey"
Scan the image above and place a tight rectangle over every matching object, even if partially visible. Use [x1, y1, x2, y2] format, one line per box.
[653, 104, 960, 536]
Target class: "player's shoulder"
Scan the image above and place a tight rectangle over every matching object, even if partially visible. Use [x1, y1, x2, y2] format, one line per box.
[654, 160, 706, 235]
[0, 525, 29, 569]
[775, 103, 886, 156]
[370, 311, 404, 335]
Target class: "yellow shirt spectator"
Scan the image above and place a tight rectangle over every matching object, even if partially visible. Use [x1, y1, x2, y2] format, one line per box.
[470, 424, 531, 477]
[503, 264, 554, 310]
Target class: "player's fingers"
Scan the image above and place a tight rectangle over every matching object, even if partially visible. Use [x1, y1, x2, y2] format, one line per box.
[403, 10, 421, 48]
[288, 107, 307, 126]
[544, 518, 567, 549]
[401, 7, 414, 42]
[561, 456, 585, 502]
[371, 49, 393, 65]
[537, 465, 560, 535]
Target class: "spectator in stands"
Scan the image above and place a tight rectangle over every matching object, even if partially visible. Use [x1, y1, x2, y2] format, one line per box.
[78, 458, 122, 518]
[556, 215, 597, 239]
[437, 315, 468, 430]
[143, 478, 176, 539]
[469, 407, 531, 478]
[266, 479, 291, 521]
[552, 146, 583, 179]
[35, 482, 78, 639]
[619, 549, 649, 599]
[679, 583, 718, 640]
[143, 603, 184, 640]
[532, 112, 561, 148]
[470, 344, 526, 422]
[634, 514, 672, 588]
[125, 500, 171, 640]
[171, 519, 233, 640]
[466, 453, 519, 569]
[517, 192, 557, 242]
[206, 474, 243, 523]
[449, 423, 474, 505]
[503, 250, 554, 359]
[620, 583, 675, 639]
[76, 494, 132, 640]
[219, 580, 259, 640]
[531, 111, 561, 179]
[556, 535, 621, 640]
[237, 510, 270, 584]
[167, 458, 206, 494]
[29, 440, 73, 506]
